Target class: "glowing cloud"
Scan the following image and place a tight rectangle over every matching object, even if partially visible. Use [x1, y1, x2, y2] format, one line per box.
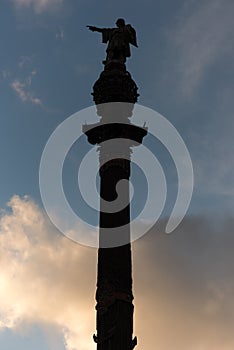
[11, 76, 42, 106]
[0, 195, 96, 350]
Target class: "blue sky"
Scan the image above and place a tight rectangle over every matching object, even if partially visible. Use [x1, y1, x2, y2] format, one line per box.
[0, 0, 234, 349]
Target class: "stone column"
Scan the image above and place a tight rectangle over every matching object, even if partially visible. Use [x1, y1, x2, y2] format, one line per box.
[83, 61, 147, 350]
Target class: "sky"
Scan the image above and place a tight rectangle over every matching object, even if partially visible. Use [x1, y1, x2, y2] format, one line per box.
[0, 0, 234, 349]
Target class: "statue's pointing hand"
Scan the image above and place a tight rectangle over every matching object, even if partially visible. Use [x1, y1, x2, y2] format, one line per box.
[87, 25, 97, 32]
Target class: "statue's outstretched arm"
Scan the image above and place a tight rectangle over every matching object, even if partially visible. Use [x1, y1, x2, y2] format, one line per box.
[87, 25, 103, 33]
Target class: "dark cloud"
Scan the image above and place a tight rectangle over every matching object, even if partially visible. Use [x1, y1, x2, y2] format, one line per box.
[133, 216, 234, 349]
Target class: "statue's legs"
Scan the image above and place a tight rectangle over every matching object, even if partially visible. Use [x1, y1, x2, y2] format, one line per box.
[104, 49, 126, 65]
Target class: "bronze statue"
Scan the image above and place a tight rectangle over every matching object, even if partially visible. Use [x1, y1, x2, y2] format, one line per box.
[87, 18, 138, 64]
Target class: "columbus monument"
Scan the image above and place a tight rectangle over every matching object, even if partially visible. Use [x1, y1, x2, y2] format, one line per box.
[84, 19, 147, 349]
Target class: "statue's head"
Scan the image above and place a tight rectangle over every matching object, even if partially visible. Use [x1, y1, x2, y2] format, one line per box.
[116, 18, 125, 28]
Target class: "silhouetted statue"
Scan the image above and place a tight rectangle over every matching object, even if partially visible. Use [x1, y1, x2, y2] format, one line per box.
[87, 18, 138, 64]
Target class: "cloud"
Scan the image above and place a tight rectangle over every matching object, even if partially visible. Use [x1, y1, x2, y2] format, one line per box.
[12, 0, 63, 14]
[56, 27, 65, 41]
[11, 80, 28, 102]
[187, 107, 234, 198]
[11, 71, 42, 106]
[11, 56, 42, 105]
[18, 55, 33, 69]
[167, 0, 234, 96]
[193, 136, 234, 197]
[133, 217, 234, 349]
[1, 195, 234, 349]
[0, 195, 96, 350]
[2, 70, 10, 79]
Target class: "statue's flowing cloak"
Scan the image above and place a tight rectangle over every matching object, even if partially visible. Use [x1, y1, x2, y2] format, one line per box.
[102, 25, 137, 58]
